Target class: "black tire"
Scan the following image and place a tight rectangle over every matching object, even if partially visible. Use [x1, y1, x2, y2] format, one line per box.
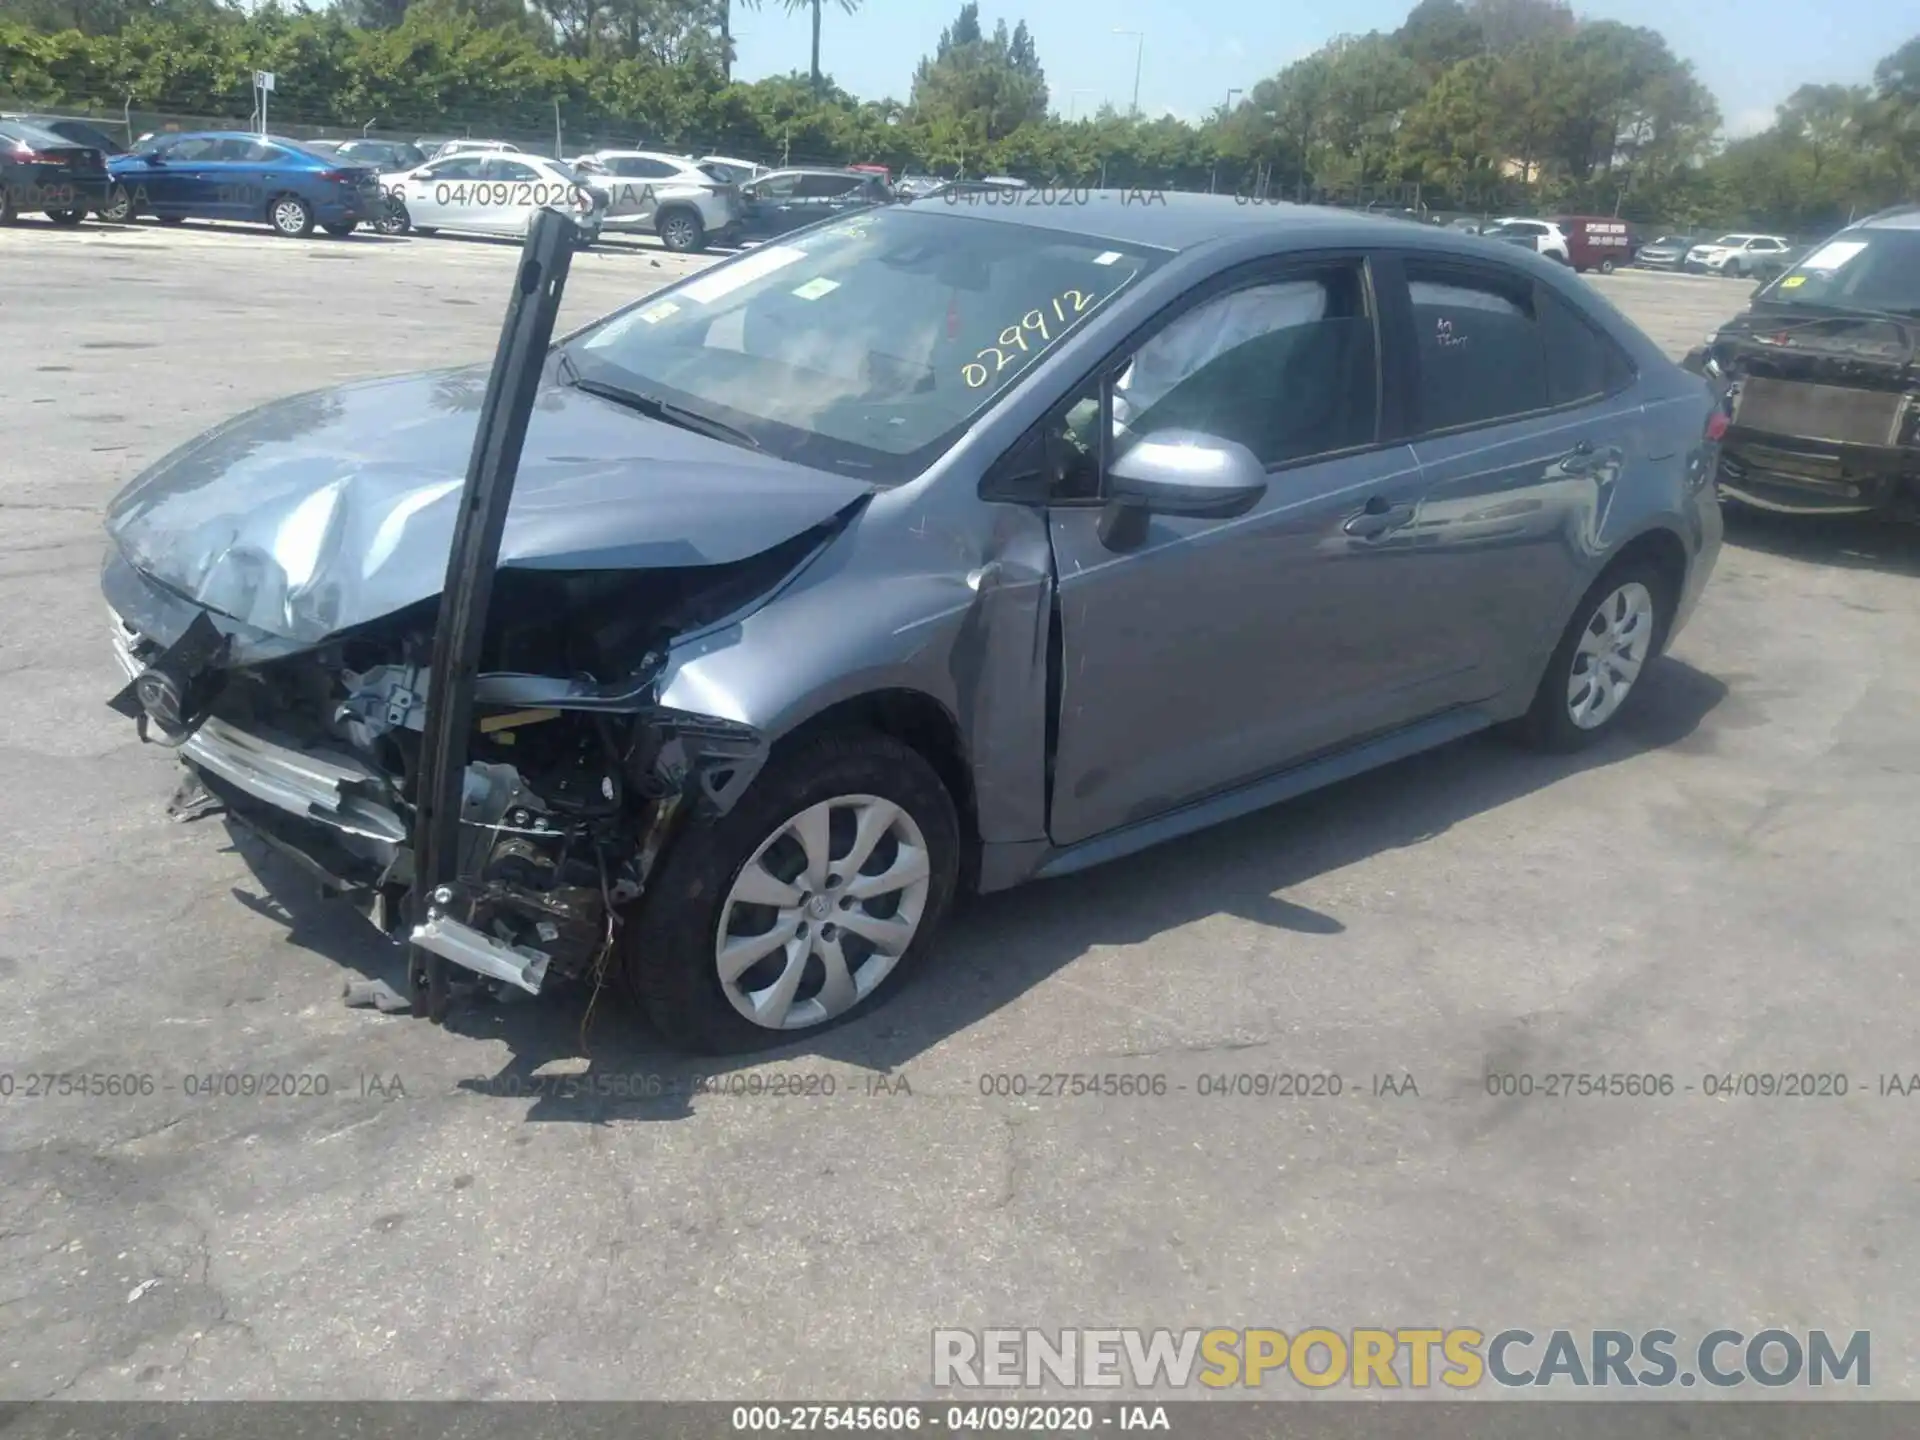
[1598, 257, 1616, 275]
[322, 221, 357, 238]
[99, 183, 133, 223]
[656, 205, 706, 253]
[268, 193, 314, 237]
[620, 730, 962, 1054]
[0, 186, 16, 224]
[47, 208, 86, 226]
[1509, 557, 1674, 753]
[412, 225, 439, 237]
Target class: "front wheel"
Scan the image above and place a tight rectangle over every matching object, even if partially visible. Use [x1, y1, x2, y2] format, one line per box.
[1598, 257, 1616, 275]
[268, 194, 314, 237]
[99, 183, 133, 222]
[620, 731, 961, 1054]
[656, 207, 706, 253]
[1510, 561, 1672, 753]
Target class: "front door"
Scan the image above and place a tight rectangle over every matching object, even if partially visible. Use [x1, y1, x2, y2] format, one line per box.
[1044, 255, 1470, 848]
[400, 153, 484, 231]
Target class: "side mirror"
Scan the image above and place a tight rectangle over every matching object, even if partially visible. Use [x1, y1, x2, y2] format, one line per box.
[1107, 430, 1268, 519]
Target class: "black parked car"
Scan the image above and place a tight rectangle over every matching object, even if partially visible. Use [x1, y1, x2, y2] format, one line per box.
[737, 167, 892, 238]
[1, 112, 127, 156]
[1687, 206, 1920, 520]
[0, 118, 111, 224]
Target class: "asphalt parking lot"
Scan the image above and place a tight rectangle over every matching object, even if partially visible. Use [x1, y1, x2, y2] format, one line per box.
[4, 217, 1919, 1402]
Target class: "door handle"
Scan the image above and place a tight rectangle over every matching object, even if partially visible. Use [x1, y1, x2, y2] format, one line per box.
[1344, 498, 1416, 539]
[1560, 439, 1599, 473]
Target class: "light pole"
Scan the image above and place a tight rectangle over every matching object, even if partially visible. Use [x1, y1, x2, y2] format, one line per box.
[1112, 29, 1144, 119]
[1224, 87, 1242, 118]
[1067, 88, 1098, 122]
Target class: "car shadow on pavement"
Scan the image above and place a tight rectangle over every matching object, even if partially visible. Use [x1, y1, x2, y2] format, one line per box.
[227, 656, 1730, 1122]
[1722, 505, 1920, 579]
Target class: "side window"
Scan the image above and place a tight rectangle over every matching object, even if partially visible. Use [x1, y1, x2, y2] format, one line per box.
[164, 137, 221, 163]
[1114, 265, 1379, 467]
[752, 174, 801, 200]
[798, 173, 862, 199]
[1405, 264, 1548, 432]
[482, 158, 538, 181]
[426, 155, 485, 181]
[238, 141, 284, 163]
[1538, 288, 1629, 406]
[614, 157, 676, 179]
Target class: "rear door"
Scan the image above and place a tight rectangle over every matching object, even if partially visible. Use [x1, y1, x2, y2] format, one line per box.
[795, 171, 869, 224]
[1389, 254, 1643, 699]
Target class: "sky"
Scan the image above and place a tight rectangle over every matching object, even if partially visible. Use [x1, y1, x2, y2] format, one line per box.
[729, 0, 1915, 139]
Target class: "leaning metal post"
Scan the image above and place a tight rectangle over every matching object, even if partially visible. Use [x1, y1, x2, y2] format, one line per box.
[407, 208, 577, 1021]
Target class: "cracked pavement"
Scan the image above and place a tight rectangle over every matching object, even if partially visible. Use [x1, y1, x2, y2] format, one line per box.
[3, 222, 1919, 1400]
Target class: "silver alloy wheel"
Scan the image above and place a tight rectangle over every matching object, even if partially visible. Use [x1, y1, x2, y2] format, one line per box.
[271, 197, 308, 235]
[661, 212, 698, 249]
[715, 793, 933, 1031]
[1567, 581, 1655, 730]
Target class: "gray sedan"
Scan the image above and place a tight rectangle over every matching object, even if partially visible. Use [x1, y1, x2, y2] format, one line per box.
[100, 196, 1723, 1053]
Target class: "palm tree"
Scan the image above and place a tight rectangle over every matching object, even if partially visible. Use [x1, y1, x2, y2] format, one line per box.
[779, 0, 863, 93]
[719, 0, 760, 84]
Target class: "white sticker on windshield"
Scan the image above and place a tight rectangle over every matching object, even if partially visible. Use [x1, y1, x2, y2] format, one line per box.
[1093, 251, 1122, 265]
[1799, 240, 1867, 271]
[638, 300, 679, 323]
[677, 244, 808, 304]
[791, 277, 840, 300]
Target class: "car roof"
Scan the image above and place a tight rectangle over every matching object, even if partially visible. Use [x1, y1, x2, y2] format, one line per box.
[588, 149, 697, 163]
[1858, 204, 1920, 231]
[759, 166, 870, 178]
[916, 191, 1551, 255]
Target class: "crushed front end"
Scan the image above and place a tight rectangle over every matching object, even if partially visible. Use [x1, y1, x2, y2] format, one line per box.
[100, 543, 828, 1003]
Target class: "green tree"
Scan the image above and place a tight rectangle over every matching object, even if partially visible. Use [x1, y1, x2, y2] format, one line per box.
[908, 2, 1047, 146]
[779, 0, 859, 94]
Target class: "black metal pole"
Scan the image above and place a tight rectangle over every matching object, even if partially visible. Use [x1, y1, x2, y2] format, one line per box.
[408, 208, 577, 1021]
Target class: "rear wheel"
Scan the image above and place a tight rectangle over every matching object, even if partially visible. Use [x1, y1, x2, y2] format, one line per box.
[268, 194, 314, 238]
[1510, 559, 1673, 753]
[657, 206, 706, 253]
[0, 186, 16, 224]
[619, 731, 961, 1054]
[1598, 257, 1617, 275]
[375, 202, 410, 236]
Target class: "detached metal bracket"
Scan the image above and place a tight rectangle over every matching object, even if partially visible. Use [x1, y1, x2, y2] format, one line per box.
[407, 208, 578, 1022]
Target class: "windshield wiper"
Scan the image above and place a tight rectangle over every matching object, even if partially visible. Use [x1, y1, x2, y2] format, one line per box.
[557, 352, 762, 451]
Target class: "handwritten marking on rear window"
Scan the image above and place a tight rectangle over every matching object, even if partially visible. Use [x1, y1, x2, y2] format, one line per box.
[962, 288, 1095, 388]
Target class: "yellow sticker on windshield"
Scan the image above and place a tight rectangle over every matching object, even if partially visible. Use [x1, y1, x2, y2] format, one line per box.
[792, 277, 839, 300]
[1779, 275, 1806, 288]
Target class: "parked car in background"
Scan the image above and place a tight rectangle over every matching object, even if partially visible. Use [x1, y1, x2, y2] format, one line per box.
[1549, 215, 1637, 273]
[699, 154, 767, 186]
[905, 177, 1023, 204]
[428, 139, 519, 161]
[1, 112, 127, 156]
[103, 132, 379, 237]
[1444, 216, 1487, 234]
[1482, 217, 1572, 264]
[1747, 242, 1809, 282]
[570, 149, 742, 252]
[737, 166, 891, 238]
[102, 197, 1722, 1052]
[379, 150, 602, 244]
[1691, 206, 1920, 519]
[1633, 234, 1697, 271]
[0, 117, 111, 224]
[324, 138, 429, 172]
[1684, 233, 1792, 277]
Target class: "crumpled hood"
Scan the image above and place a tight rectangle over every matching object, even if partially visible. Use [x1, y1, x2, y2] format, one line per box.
[104, 364, 876, 645]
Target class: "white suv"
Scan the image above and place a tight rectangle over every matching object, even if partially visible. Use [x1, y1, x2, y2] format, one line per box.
[569, 150, 743, 252]
[1684, 233, 1791, 277]
[1486, 218, 1572, 264]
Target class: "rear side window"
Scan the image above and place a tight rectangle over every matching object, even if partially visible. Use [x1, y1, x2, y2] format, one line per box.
[1538, 288, 1633, 406]
[797, 173, 862, 199]
[1405, 265, 1548, 431]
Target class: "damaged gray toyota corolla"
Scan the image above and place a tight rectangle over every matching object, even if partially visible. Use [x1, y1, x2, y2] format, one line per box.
[103, 196, 1722, 1052]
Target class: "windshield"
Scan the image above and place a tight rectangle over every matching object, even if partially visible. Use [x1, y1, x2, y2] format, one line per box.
[1758, 229, 1920, 314]
[568, 205, 1168, 483]
[1711, 235, 1747, 246]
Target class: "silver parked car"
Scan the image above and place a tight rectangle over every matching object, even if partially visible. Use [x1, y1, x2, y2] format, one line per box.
[101, 196, 1723, 1053]
[377, 151, 602, 243]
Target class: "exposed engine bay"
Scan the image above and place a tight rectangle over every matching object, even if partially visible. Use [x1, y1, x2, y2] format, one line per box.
[1693, 307, 1920, 518]
[107, 521, 838, 1000]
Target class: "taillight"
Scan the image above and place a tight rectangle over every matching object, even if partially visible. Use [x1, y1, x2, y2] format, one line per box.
[1706, 410, 1729, 442]
[12, 147, 38, 162]
[319, 169, 351, 183]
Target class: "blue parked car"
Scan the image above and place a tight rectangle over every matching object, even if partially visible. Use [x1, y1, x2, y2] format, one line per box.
[104, 131, 383, 238]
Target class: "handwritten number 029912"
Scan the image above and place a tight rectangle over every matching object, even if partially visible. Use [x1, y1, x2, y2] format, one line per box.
[963, 289, 1093, 389]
